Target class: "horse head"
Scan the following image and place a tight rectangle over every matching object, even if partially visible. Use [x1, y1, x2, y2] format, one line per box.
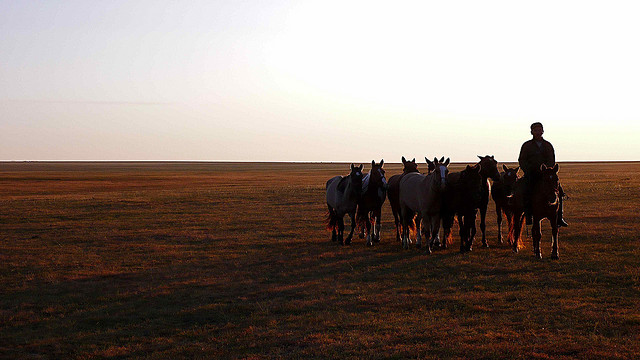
[425, 158, 436, 174]
[540, 164, 560, 206]
[370, 159, 387, 189]
[501, 164, 520, 187]
[349, 163, 364, 198]
[401, 156, 419, 174]
[477, 155, 500, 181]
[429, 156, 450, 191]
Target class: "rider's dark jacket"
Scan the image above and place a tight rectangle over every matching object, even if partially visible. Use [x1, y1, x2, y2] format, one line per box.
[518, 138, 555, 178]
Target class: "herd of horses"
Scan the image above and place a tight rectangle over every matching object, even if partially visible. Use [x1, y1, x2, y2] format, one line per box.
[325, 156, 562, 259]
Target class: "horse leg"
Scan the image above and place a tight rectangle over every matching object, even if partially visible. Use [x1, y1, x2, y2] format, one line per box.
[392, 206, 401, 243]
[429, 215, 441, 254]
[496, 205, 503, 244]
[442, 214, 453, 249]
[467, 212, 477, 252]
[373, 207, 382, 243]
[415, 213, 423, 249]
[345, 212, 356, 245]
[457, 214, 466, 253]
[365, 212, 373, 246]
[400, 208, 410, 249]
[338, 215, 345, 245]
[421, 213, 431, 254]
[551, 215, 559, 259]
[328, 205, 337, 242]
[532, 218, 542, 259]
[480, 204, 488, 248]
[512, 212, 524, 253]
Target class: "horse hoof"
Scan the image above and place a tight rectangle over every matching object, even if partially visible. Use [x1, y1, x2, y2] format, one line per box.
[536, 253, 543, 260]
[551, 253, 559, 260]
[367, 241, 373, 247]
[482, 243, 489, 248]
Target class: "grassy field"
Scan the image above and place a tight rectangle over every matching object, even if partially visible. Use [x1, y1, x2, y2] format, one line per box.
[1, 161, 639, 359]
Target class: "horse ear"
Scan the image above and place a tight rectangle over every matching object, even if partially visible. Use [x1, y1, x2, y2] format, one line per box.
[491, 155, 494, 159]
[433, 157, 438, 164]
[553, 164, 559, 173]
[444, 158, 450, 166]
[372, 160, 375, 167]
[351, 163, 355, 170]
[540, 164, 547, 171]
[412, 158, 415, 163]
[402, 156, 407, 164]
[380, 159, 384, 167]
[475, 164, 482, 173]
[503, 164, 508, 171]
[358, 164, 364, 171]
[439, 156, 445, 163]
[478, 155, 483, 160]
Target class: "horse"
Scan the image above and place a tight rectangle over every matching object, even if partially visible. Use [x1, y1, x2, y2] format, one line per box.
[326, 164, 364, 245]
[387, 157, 424, 243]
[398, 157, 449, 253]
[508, 164, 561, 259]
[356, 160, 387, 246]
[476, 155, 501, 248]
[441, 163, 483, 253]
[491, 164, 519, 244]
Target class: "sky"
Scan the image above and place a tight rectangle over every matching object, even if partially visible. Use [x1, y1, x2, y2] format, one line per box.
[1, 0, 639, 162]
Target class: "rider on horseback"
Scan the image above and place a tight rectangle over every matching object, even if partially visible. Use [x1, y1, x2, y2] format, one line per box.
[518, 122, 569, 227]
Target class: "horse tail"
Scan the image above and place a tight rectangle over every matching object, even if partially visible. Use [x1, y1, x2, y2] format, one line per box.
[442, 215, 454, 247]
[325, 210, 337, 231]
[407, 216, 417, 238]
[507, 213, 526, 250]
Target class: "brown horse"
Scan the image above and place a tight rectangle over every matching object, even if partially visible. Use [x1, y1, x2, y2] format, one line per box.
[356, 160, 387, 246]
[399, 157, 449, 253]
[387, 157, 430, 243]
[441, 163, 483, 253]
[508, 164, 561, 259]
[491, 164, 519, 244]
[326, 164, 364, 245]
[476, 155, 501, 248]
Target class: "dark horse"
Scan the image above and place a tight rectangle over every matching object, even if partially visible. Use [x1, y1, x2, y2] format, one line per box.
[476, 155, 501, 248]
[491, 164, 520, 244]
[508, 164, 561, 259]
[387, 157, 428, 243]
[441, 163, 483, 253]
[356, 159, 387, 246]
[326, 164, 363, 245]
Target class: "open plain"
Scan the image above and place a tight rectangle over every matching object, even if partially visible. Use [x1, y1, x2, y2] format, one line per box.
[1, 161, 639, 359]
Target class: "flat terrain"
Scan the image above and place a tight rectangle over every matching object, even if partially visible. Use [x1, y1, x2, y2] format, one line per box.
[1, 161, 639, 359]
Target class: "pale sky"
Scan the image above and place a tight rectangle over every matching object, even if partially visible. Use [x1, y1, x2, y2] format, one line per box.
[1, 1, 639, 162]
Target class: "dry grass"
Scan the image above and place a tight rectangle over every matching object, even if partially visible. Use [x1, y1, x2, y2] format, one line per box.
[1, 161, 639, 359]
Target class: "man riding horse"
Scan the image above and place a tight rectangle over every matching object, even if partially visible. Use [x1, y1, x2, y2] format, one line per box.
[518, 122, 568, 227]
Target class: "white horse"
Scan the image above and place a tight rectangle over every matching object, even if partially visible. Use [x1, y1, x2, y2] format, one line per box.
[398, 157, 450, 253]
[326, 164, 363, 245]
